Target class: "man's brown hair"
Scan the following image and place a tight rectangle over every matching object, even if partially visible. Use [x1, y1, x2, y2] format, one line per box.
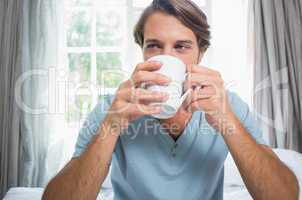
[133, 0, 211, 52]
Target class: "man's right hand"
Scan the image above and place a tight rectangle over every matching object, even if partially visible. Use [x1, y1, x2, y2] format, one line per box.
[42, 61, 171, 200]
[105, 60, 171, 131]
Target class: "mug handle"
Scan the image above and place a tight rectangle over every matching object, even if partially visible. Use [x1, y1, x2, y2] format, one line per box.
[178, 88, 193, 107]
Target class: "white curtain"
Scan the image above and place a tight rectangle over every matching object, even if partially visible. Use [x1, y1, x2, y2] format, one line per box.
[251, 0, 302, 151]
[19, 0, 65, 187]
[0, 0, 23, 198]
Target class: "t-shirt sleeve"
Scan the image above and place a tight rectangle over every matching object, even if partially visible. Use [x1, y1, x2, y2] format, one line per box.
[228, 91, 266, 145]
[72, 94, 117, 158]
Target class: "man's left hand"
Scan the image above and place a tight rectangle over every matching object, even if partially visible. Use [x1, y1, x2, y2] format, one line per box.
[181, 64, 233, 131]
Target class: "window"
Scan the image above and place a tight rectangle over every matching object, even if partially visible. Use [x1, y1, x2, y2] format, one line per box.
[64, 0, 127, 124]
[58, 0, 161, 163]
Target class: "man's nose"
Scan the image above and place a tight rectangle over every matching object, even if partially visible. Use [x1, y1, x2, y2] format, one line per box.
[162, 47, 176, 57]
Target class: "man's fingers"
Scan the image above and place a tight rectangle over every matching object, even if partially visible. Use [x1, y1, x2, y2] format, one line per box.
[182, 86, 215, 110]
[183, 73, 223, 92]
[131, 71, 171, 88]
[133, 61, 162, 73]
[187, 73, 223, 85]
[195, 86, 217, 98]
[186, 64, 221, 77]
[117, 88, 169, 103]
[187, 99, 213, 113]
[133, 89, 169, 104]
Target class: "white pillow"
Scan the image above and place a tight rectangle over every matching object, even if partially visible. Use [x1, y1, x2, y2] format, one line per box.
[224, 153, 245, 186]
[224, 148, 302, 199]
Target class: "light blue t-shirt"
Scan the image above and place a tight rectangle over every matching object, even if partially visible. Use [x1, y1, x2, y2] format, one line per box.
[72, 91, 265, 200]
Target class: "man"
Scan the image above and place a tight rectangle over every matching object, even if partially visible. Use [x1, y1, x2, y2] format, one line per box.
[43, 0, 299, 199]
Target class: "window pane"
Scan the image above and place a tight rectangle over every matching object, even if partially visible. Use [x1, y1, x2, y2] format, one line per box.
[96, 52, 122, 70]
[96, 52, 124, 88]
[99, 70, 125, 88]
[67, 9, 91, 47]
[96, 7, 126, 47]
[68, 53, 91, 82]
[67, 52, 92, 123]
[67, 0, 92, 6]
[66, 89, 93, 122]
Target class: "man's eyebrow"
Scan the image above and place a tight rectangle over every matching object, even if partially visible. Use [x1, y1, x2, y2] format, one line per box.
[176, 40, 193, 44]
[145, 39, 161, 43]
[144, 39, 193, 44]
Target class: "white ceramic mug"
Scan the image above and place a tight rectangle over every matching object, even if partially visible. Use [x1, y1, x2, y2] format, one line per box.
[146, 55, 192, 119]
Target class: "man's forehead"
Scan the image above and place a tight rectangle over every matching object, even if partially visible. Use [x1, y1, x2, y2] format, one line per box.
[143, 12, 197, 43]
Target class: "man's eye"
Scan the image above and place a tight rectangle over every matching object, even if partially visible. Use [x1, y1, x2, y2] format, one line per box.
[146, 44, 160, 49]
[175, 44, 188, 49]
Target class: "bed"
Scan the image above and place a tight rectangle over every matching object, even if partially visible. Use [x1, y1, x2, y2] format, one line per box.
[3, 149, 302, 200]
